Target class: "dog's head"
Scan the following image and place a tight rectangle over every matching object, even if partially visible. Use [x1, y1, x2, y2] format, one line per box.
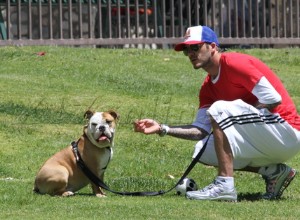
[84, 110, 119, 148]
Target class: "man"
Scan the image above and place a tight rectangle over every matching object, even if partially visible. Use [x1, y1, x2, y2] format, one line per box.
[134, 25, 300, 202]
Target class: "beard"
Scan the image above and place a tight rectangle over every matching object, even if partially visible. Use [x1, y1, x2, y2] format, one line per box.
[191, 57, 211, 69]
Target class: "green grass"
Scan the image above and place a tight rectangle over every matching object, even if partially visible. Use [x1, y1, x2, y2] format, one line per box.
[0, 46, 300, 219]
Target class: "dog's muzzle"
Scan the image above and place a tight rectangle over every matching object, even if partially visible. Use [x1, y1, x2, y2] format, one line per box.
[96, 125, 114, 143]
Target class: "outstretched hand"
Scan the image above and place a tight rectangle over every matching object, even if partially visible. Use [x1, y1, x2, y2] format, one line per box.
[133, 119, 160, 135]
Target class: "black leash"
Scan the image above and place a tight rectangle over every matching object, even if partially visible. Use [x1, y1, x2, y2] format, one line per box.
[71, 132, 212, 196]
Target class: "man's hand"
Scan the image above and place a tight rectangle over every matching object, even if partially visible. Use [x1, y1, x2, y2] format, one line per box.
[133, 119, 161, 135]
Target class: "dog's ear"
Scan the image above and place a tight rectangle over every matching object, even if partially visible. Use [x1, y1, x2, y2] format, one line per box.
[108, 110, 120, 121]
[84, 110, 94, 120]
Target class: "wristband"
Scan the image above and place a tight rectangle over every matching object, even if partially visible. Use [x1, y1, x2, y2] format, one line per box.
[159, 124, 169, 137]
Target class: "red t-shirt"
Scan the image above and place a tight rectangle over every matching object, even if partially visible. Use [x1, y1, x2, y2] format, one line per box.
[199, 52, 300, 130]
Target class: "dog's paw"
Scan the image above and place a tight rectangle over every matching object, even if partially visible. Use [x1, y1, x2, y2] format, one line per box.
[62, 191, 75, 197]
[96, 193, 107, 198]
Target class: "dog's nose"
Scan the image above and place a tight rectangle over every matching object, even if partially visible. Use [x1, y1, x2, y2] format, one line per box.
[99, 126, 105, 132]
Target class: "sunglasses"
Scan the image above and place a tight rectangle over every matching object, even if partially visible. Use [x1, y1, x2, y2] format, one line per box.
[183, 43, 204, 56]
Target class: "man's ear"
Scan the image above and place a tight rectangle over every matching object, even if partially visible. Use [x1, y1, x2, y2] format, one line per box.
[210, 42, 218, 52]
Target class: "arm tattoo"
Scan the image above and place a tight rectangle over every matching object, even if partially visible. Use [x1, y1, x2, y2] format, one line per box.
[167, 125, 208, 141]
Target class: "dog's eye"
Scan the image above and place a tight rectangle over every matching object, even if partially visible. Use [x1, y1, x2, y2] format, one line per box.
[106, 120, 112, 125]
[91, 123, 97, 127]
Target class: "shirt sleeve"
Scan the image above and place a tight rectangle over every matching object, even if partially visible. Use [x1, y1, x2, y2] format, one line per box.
[251, 76, 282, 104]
[192, 107, 211, 133]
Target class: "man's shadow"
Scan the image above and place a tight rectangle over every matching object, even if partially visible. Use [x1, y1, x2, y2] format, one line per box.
[238, 192, 262, 202]
[237, 192, 288, 202]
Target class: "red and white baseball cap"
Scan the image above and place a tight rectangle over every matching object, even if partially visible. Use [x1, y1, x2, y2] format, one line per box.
[174, 25, 219, 51]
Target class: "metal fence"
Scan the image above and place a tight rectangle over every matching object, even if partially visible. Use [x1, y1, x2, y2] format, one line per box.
[0, 0, 299, 47]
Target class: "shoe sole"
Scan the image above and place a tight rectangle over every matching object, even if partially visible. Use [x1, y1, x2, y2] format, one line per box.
[276, 168, 297, 199]
[186, 193, 237, 202]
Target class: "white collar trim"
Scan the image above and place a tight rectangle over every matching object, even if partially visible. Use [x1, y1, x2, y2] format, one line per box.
[211, 67, 221, 84]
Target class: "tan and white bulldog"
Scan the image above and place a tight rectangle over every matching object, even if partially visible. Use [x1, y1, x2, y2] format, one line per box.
[33, 110, 119, 197]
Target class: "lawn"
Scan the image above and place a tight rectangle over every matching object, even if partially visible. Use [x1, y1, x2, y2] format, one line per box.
[0, 46, 300, 219]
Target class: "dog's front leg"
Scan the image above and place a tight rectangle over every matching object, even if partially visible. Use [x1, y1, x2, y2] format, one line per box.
[91, 183, 106, 197]
[91, 172, 107, 197]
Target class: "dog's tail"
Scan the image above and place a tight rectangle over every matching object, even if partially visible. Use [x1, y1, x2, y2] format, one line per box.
[33, 186, 40, 194]
[33, 189, 39, 194]
[33, 181, 41, 194]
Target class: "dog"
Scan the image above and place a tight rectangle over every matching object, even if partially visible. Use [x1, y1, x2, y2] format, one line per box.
[33, 110, 119, 197]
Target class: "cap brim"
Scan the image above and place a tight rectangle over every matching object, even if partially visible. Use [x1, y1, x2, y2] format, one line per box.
[174, 40, 204, 51]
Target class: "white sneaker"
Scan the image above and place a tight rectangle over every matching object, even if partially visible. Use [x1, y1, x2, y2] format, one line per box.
[186, 179, 237, 202]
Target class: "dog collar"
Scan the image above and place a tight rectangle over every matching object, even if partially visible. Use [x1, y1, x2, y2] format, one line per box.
[71, 140, 111, 168]
[71, 141, 81, 162]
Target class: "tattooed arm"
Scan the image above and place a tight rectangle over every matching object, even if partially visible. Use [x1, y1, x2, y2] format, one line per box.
[165, 125, 208, 141]
[133, 119, 208, 141]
